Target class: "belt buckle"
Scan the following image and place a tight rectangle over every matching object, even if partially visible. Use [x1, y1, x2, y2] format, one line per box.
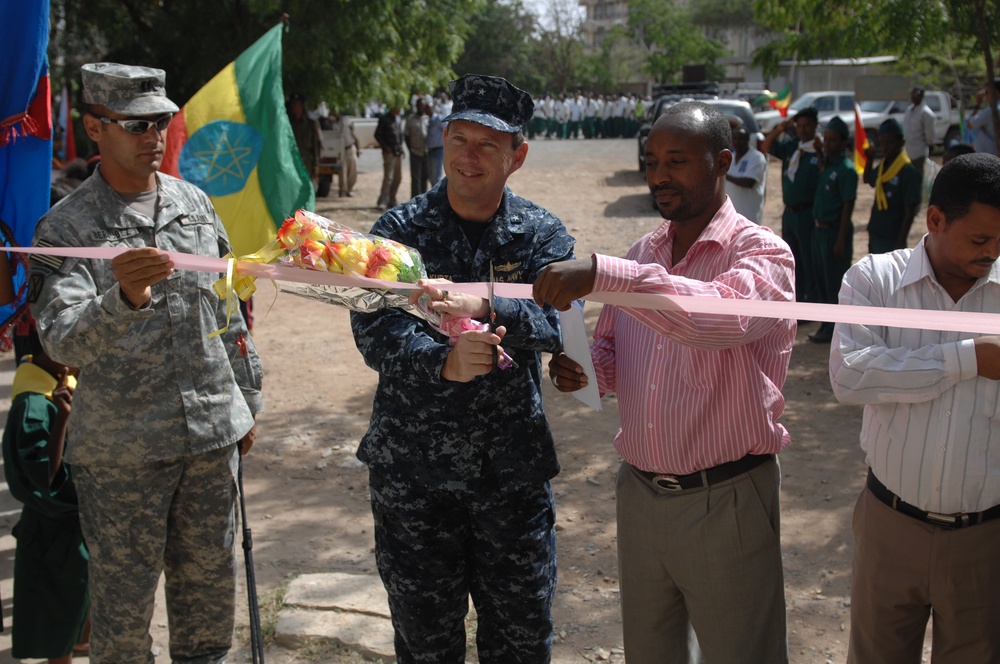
[925, 511, 959, 528]
[653, 474, 683, 492]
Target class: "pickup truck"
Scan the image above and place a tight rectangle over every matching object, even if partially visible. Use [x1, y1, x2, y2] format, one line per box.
[856, 91, 962, 149]
[755, 91, 856, 134]
[756, 90, 962, 150]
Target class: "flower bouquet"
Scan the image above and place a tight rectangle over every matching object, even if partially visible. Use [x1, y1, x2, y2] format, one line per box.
[238, 211, 514, 368]
[247, 209, 430, 317]
[275, 210, 425, 283]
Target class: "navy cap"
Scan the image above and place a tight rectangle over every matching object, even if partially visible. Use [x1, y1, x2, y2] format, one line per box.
[825, 116, 849, 138]
[879, 118, 904, 136]
[444, 74, 534, 134]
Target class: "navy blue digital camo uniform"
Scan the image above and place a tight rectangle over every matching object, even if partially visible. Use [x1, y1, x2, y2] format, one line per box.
[351, 178, 574, 661]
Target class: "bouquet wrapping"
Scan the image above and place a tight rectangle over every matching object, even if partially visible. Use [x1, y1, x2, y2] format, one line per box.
[261, 209, 430, 317]
[239, 210, 514, 368]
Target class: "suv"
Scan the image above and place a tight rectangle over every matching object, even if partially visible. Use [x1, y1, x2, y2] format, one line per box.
[754, 91, 856, 134]
[637, 96, 762, 172]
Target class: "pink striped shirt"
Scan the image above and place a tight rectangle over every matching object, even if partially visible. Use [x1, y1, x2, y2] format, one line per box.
[591, 199, 796, 475]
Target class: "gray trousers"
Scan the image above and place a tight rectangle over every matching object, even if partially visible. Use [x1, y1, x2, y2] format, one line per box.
[378, 150, 402, 207]
[74, 444, 239, 664]
[616, 458, 788, 664]
[409, 151, 428, 199]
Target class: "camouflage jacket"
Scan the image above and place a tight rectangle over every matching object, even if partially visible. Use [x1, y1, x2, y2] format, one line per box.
[351, 181, 575, 491]
[30, 170, 263, 467]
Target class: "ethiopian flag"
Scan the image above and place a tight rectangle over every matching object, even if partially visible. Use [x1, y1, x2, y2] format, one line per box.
[755, 85, 793, 118]
[161, 23, 313, 257]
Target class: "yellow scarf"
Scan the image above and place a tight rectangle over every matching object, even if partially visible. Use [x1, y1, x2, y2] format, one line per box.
[875, 150, 911, 211]
[10, 358, 77, 400]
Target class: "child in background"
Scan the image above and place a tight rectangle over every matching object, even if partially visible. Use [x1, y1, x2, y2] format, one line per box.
[2, 326, 89, 663]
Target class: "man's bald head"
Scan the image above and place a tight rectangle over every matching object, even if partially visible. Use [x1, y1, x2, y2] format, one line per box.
[651, 101, 733, 155]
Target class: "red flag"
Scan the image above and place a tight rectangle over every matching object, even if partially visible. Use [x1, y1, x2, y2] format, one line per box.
[853, 102, 869, 174]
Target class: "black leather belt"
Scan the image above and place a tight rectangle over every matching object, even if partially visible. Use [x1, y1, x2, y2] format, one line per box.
[786, 202, 812, 213]
[632, 454, 774, 492]
[866, 470, 1000, 529]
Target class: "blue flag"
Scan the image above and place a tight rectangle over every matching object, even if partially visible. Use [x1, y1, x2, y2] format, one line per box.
[0, 0, 52, 330]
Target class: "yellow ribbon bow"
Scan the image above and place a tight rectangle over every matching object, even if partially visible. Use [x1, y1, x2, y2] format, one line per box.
[208, 240, 287, 338]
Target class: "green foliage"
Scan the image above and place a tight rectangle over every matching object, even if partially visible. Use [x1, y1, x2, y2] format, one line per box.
[626, 0, 727, 84]
[576, 26, 645, 93]
[887, 34, 986, 104]
[690, 0, 754, 28]
[453, 0, 544, 91]
[49, 0, 482, 112]
[750, 0, 948, 77]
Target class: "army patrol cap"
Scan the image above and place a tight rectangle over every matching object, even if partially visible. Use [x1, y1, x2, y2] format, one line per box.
[81, 63, 180, 116]
[444, 74, 534, 134]
[825, 116, 849, 139]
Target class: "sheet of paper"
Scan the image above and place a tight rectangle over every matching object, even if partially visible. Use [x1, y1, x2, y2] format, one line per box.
[558, 302, 601, 411]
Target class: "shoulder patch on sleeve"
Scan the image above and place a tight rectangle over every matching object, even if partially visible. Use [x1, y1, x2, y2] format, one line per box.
[27, 273, 45, 303]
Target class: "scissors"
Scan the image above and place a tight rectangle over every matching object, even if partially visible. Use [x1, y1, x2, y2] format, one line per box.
[488, 262, 499, 370]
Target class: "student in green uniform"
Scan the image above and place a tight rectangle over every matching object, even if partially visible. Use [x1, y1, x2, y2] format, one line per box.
[761, 106, 823, 304]
[809, 116, 857, 343]
[2, 326, 89, 664]
[863, 119, 922, 253]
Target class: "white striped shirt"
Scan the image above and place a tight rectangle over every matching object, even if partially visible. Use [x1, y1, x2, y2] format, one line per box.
[831, 238, 1000, 513]
[591, 198, 796, 475]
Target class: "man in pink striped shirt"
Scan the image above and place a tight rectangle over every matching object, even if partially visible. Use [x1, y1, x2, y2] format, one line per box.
[534, 101, 796, 663]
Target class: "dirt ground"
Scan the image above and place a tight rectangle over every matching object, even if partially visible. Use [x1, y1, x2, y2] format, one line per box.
[0, 136, 935, 664]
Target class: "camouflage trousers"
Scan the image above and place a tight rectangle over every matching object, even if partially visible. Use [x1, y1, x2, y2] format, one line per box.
[73, 444, 239, 664]
[369, 473, 557, 663]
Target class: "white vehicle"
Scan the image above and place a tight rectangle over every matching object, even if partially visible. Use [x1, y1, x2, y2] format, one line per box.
[856, 91, 962, 149]
[755, 91, 856, 134]
[317, 116, 379, 197]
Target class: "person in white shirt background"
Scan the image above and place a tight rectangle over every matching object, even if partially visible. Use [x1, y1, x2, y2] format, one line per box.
[725, 120, 768, 223]
[968, 78, 1000, 156]
[901, 85, 936, 180]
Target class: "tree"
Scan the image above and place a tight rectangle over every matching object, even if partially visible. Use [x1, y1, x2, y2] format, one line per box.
[946, 0, 1000, 151]
[49, 0, 483, 112]
[531, 0, 587, 92]
[625, 0, 727, 84]
[576, 24, 646, 93]
[691, 0, 754, 29]
[751, 0, 946, 76]
[454, 0, 545, 92]
[751, 0, 1000, 151]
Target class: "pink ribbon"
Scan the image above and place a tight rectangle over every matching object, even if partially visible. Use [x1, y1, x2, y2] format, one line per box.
[10, 245, 1000, 335]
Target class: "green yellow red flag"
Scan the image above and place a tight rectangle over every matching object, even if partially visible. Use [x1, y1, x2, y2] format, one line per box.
[161, 23, 313, 257]
[754, 85, 793, 117]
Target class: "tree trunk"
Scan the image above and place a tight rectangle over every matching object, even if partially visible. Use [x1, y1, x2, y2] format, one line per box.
[974, 0, 1000, 154]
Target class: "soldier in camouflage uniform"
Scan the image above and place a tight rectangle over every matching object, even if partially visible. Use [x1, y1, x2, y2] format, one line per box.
[29, 62, 263, 664]
[351, 74, 575, 663]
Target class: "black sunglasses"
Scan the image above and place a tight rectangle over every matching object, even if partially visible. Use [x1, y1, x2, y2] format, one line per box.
[96, 114, 174, 135]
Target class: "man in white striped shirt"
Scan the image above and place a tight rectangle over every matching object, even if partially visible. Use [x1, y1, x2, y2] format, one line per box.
[534, 101, 795, 664]
[831, 152, 1000, 663]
